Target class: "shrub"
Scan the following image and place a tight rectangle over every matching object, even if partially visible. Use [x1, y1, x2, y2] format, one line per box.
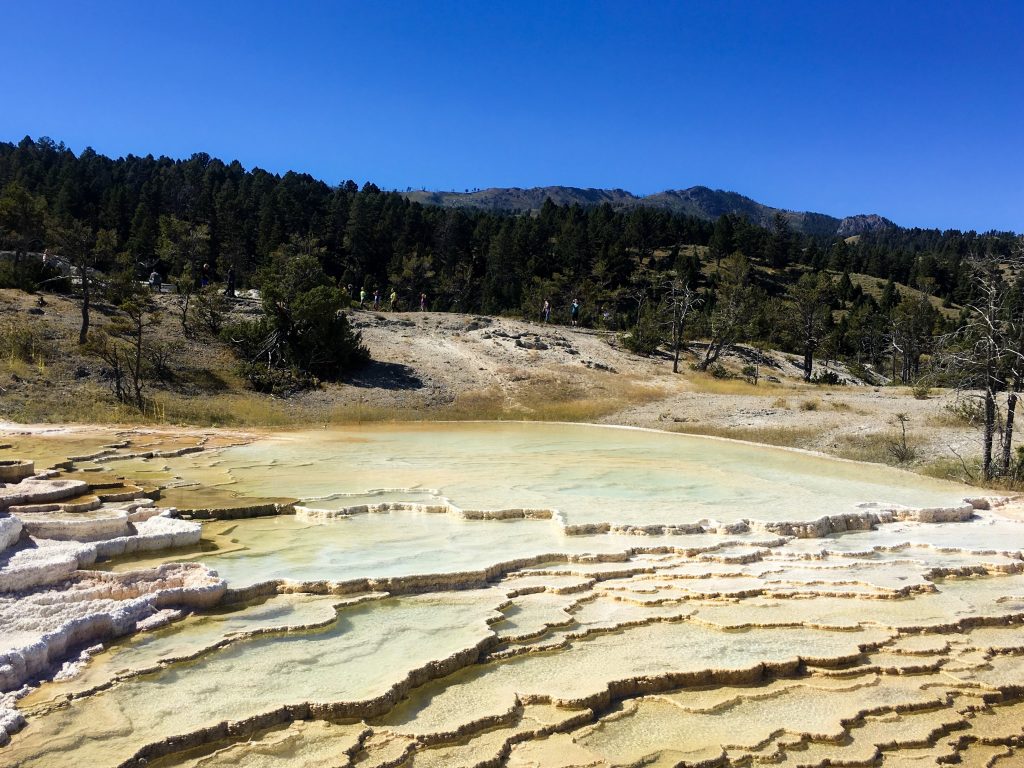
[220, 318, 274, 361]
[886, 413, 917, 463]
[912, 383, 932, 400]
[236, 363, 316, 396]
[258, 249, 369, 380]
[146, 342, 175, 382]
[799, 398, 820, 411]
[847, 361, 868, 381]
[943, 398, 984, 426]
[811, 370, 844, 386]
[192, 286, 228, 336]
[709, 364, 733, 379]
[621, 305, 663, 356]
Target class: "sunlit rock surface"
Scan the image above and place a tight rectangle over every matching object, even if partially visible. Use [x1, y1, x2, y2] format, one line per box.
[1, 422, 1024, 766]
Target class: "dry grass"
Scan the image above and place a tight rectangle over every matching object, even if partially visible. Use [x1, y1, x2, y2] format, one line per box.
[2, 383, 142, 424]
[670, 423, 822, 449]
[327, 374, 666, 425]
[156, 393, 304, 427]
[0, 317, 49, 364]
[1, 372, 665, 429]
[833, 432, 895, 464]
[799, 398, 821, 411]
[687, 374, 786, 396]
[918, 455, 1024, 490]
[918, 456, 981, 485]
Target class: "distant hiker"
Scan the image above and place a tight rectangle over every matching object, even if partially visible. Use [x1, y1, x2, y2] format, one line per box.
[373, 289, 381, 310]
[570, 298, 580, 327]
[200, 263, 211, 288]
[390, 288, 398, 310]
[359, 287, 367, 308]
[225, 266, 236, 298]
[419, 292, 427, 311]
[542, 299, 551, 323]
[346, 283, 354, 299]
[149, 270, 161, 292]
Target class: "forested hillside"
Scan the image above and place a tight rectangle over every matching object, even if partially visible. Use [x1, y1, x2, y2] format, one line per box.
[0, 136, 1021, 391]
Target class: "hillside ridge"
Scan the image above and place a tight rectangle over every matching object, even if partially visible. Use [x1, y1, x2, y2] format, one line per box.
[404, 185, 897, 237]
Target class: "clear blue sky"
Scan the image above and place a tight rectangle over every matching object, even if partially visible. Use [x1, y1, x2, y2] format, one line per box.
[2, 1, 1021, 232]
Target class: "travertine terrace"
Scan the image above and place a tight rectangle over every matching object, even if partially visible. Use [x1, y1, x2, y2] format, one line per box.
[2, 422, 1024, 767]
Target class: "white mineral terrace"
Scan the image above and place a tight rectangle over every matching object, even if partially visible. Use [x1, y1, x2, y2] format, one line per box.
[1, 421, 1023, 767]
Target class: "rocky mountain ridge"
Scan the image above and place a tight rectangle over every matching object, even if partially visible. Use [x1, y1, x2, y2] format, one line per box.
[405, 185, 897, 237]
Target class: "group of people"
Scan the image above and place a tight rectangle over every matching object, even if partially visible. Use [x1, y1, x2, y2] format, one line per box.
[541, 297, 582, 327]
[147, 263, 237, 296]
[349, 285, 429, 312]
[141, 270, 581, 326]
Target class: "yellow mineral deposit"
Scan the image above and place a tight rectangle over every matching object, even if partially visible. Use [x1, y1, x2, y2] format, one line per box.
[1, 422, 1023, 766]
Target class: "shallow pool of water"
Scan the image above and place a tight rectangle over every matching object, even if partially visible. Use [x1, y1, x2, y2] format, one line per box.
[4, 421, 1020, 768]
[150, 422, 976, 526]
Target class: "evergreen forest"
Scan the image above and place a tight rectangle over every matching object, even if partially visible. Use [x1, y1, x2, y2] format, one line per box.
[1, 136, 1021, 396]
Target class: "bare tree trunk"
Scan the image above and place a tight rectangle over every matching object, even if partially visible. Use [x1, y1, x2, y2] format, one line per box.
[803, 347, 812, 381]
[78, 269, 90, 345]
[1001, 389, 1019, 474]
[983, 386, 996, 480]
[699, 341, 725, 371]
[672, 320, 681, 373]
[131, 310, 146, 409]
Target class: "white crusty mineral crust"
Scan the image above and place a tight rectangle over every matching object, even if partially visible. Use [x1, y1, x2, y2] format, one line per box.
[0, 459, 34, 483]
[0, 562, 225, 693]
[17, 510, 132, 542]
[0, 478, 88, 511]
[0, 515, 22, 552]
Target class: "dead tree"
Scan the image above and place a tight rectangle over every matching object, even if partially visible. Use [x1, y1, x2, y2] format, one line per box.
[937, 249, 1024, 481]
[660, 276, 701, 373]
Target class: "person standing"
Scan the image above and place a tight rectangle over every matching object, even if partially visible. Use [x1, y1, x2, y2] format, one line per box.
[373, 289, 381, 310]
[390, 288, 398, 311]
[359, 286, 367, 308]
[570, 298, 580, 327]
[542, 299, 551, 323]
[419, 292, 427, 311]
[225, 266, 236, 298]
